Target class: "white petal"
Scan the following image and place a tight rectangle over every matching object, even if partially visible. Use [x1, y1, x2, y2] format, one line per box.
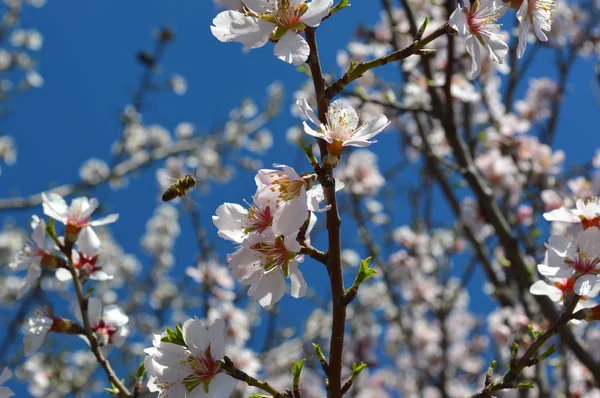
[296, 98, 321, 126]
[213, 203, 248, 243]
[183, 318, 209, 356]
[207, 373, 238, 397]
[288, 263, 307, 298]
[273, 194, 308, 236]
[55, 268, 73, 282]
[206, 319, 226, 359]
[229, 16, 273, 49]
[103, 305, 129, 327]
[484, 34, 509, 64]
[41, 192, 68, 223]
[0, 367, 12, 385]
[89, 213, 119, 227]
[90, 271, 114, 281]
[516, 1, 531, 60]
[301, 0, 333, 27]
[448, 6, 469, 37]
[254, 272, 286, 307]
[31, 219, 47, 249]
[543, 208, 579, 223]
[529, 280, 562, 301]
[465, 36, 481, 79]
[302, 121, 329, 141]
[17, 266, 41, 299]
[274, 31, 310, 65]
[242, 0, 270, 13]
[77, 227, 101, 256]
[350, 114, 390, 144]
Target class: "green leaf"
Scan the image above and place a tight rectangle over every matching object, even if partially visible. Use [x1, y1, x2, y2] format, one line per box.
[293, 359, 306, 384]
[539, 344, 557, 361]
[334, 0, 351, 9]
[351, 362, 367, 380]
[352, 257, 377, 288]
[46, 218, 57, 240]
[516, 381, 535, 389]
[137, 361, 146, 379]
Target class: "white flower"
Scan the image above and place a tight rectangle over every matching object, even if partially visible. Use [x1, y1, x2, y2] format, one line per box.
[23, 308, 54, 356]
[449, 0, 509, 79]
[211, 0, 333, 65]
[55, 227, 112, 282]
[543, 198, 600, 228]
[516, 0, 556, 58]
[41, 193, 119, 229]
[169, 74, 187, 95]
[228, 233, 306, 307]
[530, 276, 593, 323]
[0, 367, 14, 398]
[296, 98, 390, 155]
[144, 319, 237, 397]
[10, 216, 49, 299]
[254, 165, 310, 237]
[213, 196, 275, 243]
[75, 298, 129, 347]
[186, 259, 235, 290]
[538, 227, 600, 297]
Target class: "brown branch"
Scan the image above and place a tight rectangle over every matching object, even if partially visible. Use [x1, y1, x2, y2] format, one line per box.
[305, 26, 346, 398]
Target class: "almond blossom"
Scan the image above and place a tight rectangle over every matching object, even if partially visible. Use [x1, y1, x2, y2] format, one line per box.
[55, 227, 113, 283]
[448, 0, 509, 79]
[144, 319, 237, 398]
[211, 0, 333, 65]
[296, 98, 390, 158]
[543, 198, 600, 229]
[74, 298, 129, 347]
[538, 227, 600, 297]
[41, 192, 119, 231]
[515, 0, 556, 58]
[228, 233, 307, 307]
[9, 216, 55, 299]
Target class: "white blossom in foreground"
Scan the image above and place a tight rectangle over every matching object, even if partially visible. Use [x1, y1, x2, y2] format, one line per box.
[449, 0, 509, 79]
[228, 233, 307, 307]
[144, 319, 236, 397]
[543, 198, 600, 229]
[55, 227, 113, 282]
[515, 0, 556, 58]
[42, 193, 119, 230]
[211, 0, 333, 65]
[296, 98, 389, 158]
[75, 298, 129, 347]
[0, 367, 14, 398]
[538, 227, 600, 297]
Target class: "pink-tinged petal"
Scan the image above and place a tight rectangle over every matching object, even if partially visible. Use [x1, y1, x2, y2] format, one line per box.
[465, 36, 481, 79]
[302, 121, 330, 141]
[350, 114, 390, 143]
[278, 164, 302, 180]
[55, 268, 73, 282]
[274, 31, 310, 65]
[41, 192, 68, 223]
[229, 16, 273, 49]
[77, 227, 101, 257]
[242, 0, 271, 13]
[89, 213, 119, 227]
[543, 207, 579, 223]
[17, 266, 41, 299]
[301, 0, 333, 27]
[253, 272, 286, 307]
[449, 6, 469, 37]
[206, 319, 226, 359]
[288, 263, 307, 298]
[296, 98, 321, 126]
[529, 280, 563, 301]
[328, 99, 359, 131]
[183, 318, 209, 356]
[31, 218, 46, 249]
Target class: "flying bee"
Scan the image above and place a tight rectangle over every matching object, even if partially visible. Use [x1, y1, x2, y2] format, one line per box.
[161, 171, 198, 202]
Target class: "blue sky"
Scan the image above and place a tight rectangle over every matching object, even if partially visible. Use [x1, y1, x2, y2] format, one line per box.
[1, 0, 599, 396]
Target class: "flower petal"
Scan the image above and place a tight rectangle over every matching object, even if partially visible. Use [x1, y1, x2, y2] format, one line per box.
[274, 31, 310, 65]
[301, 0, 333, 27]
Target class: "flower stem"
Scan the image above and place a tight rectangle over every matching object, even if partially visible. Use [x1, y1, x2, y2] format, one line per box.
[219, 356, 284, 396]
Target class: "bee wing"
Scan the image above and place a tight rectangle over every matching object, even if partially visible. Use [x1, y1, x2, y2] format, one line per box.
[156, 170, 179, 189]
